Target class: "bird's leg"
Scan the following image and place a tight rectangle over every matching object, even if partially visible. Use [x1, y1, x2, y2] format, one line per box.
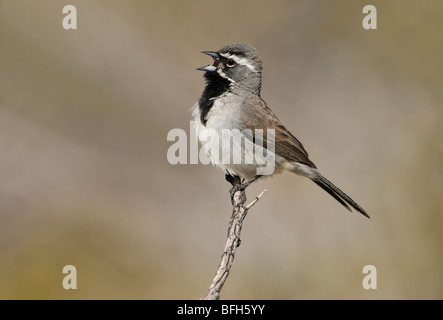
[225, 173, 239, 186]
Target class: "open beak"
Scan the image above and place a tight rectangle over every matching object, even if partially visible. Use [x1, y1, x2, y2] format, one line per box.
[197, 51, 220, 72]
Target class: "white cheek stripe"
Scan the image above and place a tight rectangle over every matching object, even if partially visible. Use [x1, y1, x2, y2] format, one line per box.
[219, 53, 257, 72]
[217, 68, 236, 83]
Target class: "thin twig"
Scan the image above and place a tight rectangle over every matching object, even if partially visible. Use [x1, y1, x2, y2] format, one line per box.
[245, 189, 267, 209]
[201, 177, 266, 300]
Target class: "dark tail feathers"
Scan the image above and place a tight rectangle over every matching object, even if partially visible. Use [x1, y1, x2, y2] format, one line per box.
[312, 173, 370, 218]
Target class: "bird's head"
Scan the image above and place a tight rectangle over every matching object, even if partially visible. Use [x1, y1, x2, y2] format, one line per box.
[198, 43, 263, 95]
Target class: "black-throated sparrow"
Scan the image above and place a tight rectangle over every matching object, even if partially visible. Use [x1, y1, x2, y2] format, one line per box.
[192, 43, 369, 218]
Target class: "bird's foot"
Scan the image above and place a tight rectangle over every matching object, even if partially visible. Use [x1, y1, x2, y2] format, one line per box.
[226, 174, 263, 199]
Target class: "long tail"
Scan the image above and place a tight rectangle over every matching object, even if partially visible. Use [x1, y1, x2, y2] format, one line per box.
[311, 171, 370, 218]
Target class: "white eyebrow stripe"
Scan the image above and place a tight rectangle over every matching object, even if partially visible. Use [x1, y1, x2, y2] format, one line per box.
[219, 53, 257, 72]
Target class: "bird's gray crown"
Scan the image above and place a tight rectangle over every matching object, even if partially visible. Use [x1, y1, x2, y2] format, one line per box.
[218, 42, 263, 74]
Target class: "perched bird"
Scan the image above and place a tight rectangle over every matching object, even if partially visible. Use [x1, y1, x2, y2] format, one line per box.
[192, 43, 369, 218]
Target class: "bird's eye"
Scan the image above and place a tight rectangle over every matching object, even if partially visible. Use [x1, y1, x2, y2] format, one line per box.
[226, 59, 236, 67]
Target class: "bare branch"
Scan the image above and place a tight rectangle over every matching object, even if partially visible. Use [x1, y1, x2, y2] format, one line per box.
[201, 176, 266, 300]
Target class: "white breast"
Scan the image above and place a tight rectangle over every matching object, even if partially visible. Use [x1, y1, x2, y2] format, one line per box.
[192, 95, 280, 180]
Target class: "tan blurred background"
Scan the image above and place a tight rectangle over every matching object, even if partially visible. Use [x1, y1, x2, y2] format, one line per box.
[1, 0, 442, 299]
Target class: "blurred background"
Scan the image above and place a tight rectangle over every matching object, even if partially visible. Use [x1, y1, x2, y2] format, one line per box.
[1, 0, 442, 299]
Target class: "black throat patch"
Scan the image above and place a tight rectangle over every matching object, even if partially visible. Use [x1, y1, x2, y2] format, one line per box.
[199, 71, 230, 126]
